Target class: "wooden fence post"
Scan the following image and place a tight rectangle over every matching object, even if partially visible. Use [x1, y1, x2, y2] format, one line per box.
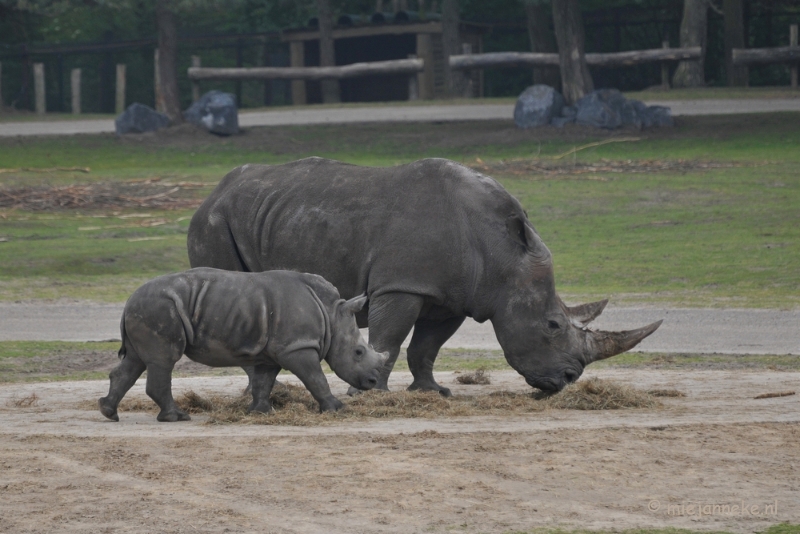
[407, 55, 419, 100]
[289, 41, 306, 106]
[71, 68, 81, 114]
[661, 40, 670, 89]
[461, 43, 474, 98]
[191, 56, 201, 101]
[0, 62, 3, 113]
[416, 33, 434, 100]
[34, 63, 46, 115]
[791, 24, 798, 90]
[115, 64, 126, 114]
[154, 49, 163, 112]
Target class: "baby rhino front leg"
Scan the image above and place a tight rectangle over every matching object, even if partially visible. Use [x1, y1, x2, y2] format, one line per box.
[279, 348, 343, 412]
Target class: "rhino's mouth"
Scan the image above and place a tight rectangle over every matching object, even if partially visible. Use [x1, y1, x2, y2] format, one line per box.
[524, 375, 564, 393]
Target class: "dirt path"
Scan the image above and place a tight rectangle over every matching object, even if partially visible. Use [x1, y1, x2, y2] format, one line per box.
[1, 368, 797, 533]
[2, 302, 799, 355]
[2, 99, 799, 137]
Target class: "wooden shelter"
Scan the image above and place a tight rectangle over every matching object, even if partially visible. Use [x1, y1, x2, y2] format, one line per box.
[281, 20, 484, 104]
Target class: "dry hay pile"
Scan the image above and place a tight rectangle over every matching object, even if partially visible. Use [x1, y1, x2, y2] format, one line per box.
[470, 158, 748, 180]
[83, 378, 660, 426]
[0, 179, 205, 211]
[455, 368, 491, 385]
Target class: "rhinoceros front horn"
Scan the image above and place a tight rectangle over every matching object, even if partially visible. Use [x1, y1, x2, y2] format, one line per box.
[588, 320, 663, 363]
[564, 298, 608, 326]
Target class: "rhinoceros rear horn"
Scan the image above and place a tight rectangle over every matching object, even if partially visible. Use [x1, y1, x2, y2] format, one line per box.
[340, 294, 368, 315]
[588, 320, 663, 363]
[566, 298, 608, 326]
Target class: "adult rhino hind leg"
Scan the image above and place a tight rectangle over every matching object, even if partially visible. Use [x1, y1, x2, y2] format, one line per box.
[347, 292, 424, 395]
[248, 364, 281, 414]
[98, 350, 146, 421]
[406, 316, 466, 397]
[145, 362, 191, 422]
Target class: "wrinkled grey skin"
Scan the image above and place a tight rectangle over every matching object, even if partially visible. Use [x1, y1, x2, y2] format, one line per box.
[188, 157, 661, 396]
[98, 268, 387, 422]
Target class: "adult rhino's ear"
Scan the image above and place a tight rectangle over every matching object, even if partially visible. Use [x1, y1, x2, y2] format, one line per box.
[341, 294, 368, 315]
[506, 215, 546, 258]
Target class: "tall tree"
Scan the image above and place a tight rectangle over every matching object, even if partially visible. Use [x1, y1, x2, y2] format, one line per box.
[316, 0, 341, 103]
[523, 0, 560, 89]
[723, 0, 748, 86]
[441, 0, 465, 97]
[673, 0, 708, 87]
[156, 0, 182, 122]
[551, 0, 593, 104]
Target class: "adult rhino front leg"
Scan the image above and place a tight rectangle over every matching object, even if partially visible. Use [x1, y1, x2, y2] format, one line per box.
[348, 292, 424, 395]
[406, 315, 465, 397]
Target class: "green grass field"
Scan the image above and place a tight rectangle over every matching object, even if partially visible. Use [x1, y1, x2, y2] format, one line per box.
[1, 113, 798, 307]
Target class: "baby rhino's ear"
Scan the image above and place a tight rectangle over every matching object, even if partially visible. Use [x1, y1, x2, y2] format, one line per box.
[340, 294, 368, 315]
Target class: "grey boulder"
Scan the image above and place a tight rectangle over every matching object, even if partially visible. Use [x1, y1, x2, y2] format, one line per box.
[115, 103, 170, 135]
[514, 85, 564, 129]
[184, 90, 239, 135]
[575, 89, 672, 129]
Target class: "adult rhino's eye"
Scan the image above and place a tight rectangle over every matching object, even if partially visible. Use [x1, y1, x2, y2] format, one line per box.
[355, 348, 364, 357]
[548, 320, 561, 330]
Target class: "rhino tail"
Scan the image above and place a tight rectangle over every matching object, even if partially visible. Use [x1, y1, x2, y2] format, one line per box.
[118, 313, 128, 360]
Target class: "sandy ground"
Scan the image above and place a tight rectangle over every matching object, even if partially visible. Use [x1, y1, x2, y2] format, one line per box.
[0, 368, 797, 533]
[2, 99, 800, 137]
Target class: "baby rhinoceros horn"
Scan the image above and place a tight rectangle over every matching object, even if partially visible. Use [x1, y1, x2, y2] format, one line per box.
[587, 320, 663, 363]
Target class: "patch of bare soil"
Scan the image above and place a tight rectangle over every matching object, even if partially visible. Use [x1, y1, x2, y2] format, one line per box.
[0, 178, 206, 211]
[470, 157, 751, 179]
[0, 369, 797, 533]
[0, 347, 236, 382]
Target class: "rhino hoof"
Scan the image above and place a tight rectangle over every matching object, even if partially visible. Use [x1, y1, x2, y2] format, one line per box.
[157, 410, 191, 422]
[408, 381, 452, 398]
[319, 398, 345, 413]
[98, 398, 119, 422]
[247, 402, 274, 415]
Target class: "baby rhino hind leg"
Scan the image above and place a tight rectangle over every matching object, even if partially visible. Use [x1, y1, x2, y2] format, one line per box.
[98, 351, 146, 421]
[146, 361, 191, 422]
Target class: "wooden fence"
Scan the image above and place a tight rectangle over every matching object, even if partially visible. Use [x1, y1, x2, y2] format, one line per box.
[732, 24, 799, 89]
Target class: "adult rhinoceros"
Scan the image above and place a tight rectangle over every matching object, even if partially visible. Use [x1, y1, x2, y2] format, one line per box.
[188, 157, 660, 395]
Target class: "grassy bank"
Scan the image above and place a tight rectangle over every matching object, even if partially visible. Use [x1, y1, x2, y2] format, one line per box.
[1, 114, 798, 307]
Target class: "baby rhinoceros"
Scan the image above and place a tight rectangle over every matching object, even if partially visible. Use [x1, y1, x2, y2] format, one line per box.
[99, 268, 388, 422]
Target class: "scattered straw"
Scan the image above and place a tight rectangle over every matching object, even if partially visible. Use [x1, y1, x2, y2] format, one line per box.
[647, 388, 687, 398]
[10, 392, 39, 408]
[80, 378, 661, 425]
[753, 391, 795, 400]
[455, 368, 491, 385]
[544, 378, 661, 410]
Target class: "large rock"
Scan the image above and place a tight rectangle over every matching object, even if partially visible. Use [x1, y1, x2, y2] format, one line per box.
[514, 85, 564, 129]
[574, 89, 673, 129]
[184, 91, 239, 135]
[115, 103, 170, 135]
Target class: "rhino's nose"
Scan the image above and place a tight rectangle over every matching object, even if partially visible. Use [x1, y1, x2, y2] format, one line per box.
[564, 369, 579, 384]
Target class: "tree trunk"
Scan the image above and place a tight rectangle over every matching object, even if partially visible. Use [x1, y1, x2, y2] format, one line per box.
[442, 0, 465, 97]
[316, 0, 341, 103]
[551, 0, 593, 105]
[156, 0, 182, 123]
[523, 2, 560, 89]
[723, 0, 748, 86]
[672, 0, 708, 87]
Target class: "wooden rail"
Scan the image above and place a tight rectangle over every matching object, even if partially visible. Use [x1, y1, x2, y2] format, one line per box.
[449, 47, 702, 70]
[732, 46, 800, 66]
[188, 57, 423, 82]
